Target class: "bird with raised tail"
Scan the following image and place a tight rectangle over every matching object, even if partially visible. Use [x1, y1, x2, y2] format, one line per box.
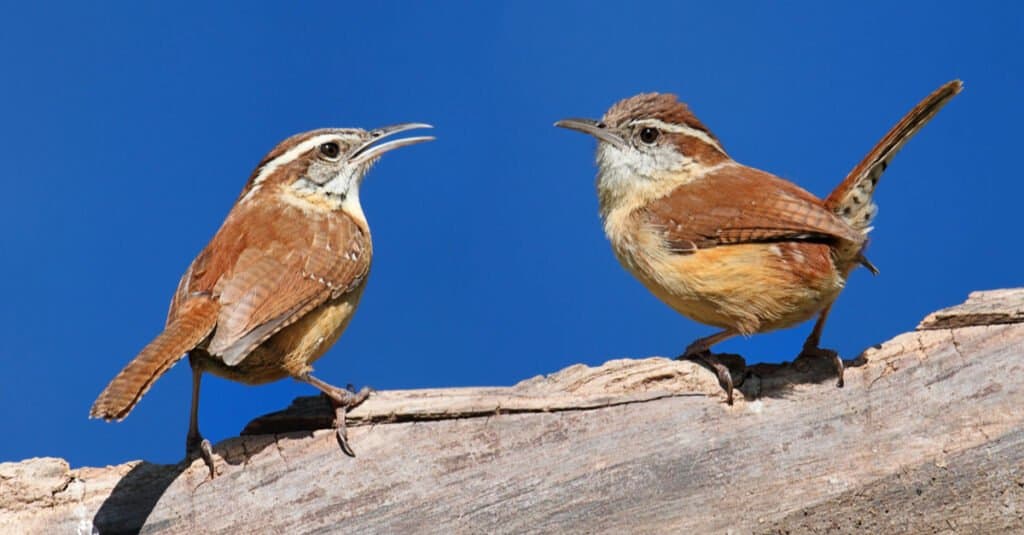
[90, 124, 434, 476]
[556, 81, 961, 404]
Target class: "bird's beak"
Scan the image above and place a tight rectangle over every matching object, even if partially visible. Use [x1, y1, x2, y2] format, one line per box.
[349, 123, 435, 164]
[554, 118, 626, 148]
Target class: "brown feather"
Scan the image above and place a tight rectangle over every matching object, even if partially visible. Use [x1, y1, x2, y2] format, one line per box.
[90, 297, 218, 421]
[641, 165, 863, 253]
[603, 93, 720, 143]
[235, 129, 335, 201]
[170, 197, 371, 366]
[826, 80, 962, 230]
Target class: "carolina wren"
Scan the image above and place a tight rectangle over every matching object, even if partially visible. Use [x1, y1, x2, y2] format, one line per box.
[90, 124, 434, 475]
[556, 81, 961, 404]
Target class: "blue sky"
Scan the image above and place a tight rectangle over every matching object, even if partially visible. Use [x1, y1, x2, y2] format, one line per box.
[1, 3, 1020, 467]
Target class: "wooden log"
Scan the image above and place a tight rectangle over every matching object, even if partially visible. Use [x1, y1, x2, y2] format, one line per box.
[2, 289, 1022, 534]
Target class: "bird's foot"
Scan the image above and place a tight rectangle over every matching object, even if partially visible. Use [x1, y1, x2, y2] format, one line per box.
[185, 433, 217, 479]
[678, 347, 746, 405]
[799, 344, 844, 388]
[322, 386, 373, 457]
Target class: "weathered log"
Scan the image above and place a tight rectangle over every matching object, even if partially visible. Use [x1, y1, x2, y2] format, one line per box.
[2, 289, 1022, 534]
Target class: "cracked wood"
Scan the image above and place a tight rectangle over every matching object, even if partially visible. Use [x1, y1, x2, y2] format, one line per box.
[1, 288, 1022, 534]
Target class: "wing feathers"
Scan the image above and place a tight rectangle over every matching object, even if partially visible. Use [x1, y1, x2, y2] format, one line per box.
[643, 166, 862, 253]
[167, 200, 371, 367]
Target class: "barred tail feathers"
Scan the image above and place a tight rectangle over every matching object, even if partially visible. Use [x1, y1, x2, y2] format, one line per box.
[90, 299, 217, 421]
[826, 80, 962, 232]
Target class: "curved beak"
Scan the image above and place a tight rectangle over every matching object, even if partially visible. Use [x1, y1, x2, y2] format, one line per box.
[554, 118, 626, 148]
[349, 123, 435, 164]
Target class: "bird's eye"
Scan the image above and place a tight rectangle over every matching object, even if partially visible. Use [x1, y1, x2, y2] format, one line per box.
[639, 127, 660, 144]
[319, 142, 341, 159]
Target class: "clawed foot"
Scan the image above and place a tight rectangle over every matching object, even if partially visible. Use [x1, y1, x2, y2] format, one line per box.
[323, 385, 373, 457]
[678, 345, 746, 405]
[186, 433, 217, 479]
[800, 344, 844, 388]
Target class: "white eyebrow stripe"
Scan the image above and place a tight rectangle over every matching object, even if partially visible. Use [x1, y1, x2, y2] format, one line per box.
[633, 118, 727, 156]
[250, 134, 340, 188]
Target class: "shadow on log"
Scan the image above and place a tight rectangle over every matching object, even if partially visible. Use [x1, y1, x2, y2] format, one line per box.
[1, 289, 1022, 534]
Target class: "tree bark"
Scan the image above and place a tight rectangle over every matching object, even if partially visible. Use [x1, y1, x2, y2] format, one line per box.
[2, 289, 1022, 534]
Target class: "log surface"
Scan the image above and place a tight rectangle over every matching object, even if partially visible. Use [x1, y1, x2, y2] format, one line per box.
[2, 289, 1022, 534]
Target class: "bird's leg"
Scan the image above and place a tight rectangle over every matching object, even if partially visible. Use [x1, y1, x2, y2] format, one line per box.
[678, 329, 742, 405]
[186, 355, 217, 478]
[297, 373, 372, 457]
[799, 305, 844, 388]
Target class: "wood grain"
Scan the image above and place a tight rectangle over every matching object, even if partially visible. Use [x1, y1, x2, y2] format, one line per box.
[2, 289, 1022, 534]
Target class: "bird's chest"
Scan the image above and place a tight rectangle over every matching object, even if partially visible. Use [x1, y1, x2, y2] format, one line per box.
[605, 216, 704, 301]
[603, 211, 844, 332]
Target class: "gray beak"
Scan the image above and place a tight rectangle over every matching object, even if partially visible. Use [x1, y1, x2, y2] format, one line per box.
[554, 118, 626, 148]
[349, 123, 435, 164]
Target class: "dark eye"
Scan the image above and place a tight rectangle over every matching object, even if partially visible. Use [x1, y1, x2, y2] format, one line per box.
[319, 142, 340, 159]
[639, 127, 660, 144]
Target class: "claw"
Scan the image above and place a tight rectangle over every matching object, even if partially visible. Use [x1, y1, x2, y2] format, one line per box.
[323, 385, 372, 457]
[713, 361, 736, 405]
[186, 435, 217, 478]
[334, 405, 356, 457]
[679, 349, 737, 405]
[198, 439, 217, 478]
[299, 372, 373, 456]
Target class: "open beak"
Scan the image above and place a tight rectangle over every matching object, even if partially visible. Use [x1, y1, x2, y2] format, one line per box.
[554, 118, 626, 148]
[349, 123, 435, 164]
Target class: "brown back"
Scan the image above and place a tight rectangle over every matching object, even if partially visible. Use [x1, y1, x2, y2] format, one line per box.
[170, 198, 371, 365]
[641, 165, 863, 253]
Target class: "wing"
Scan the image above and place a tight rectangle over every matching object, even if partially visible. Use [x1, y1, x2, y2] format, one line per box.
[641, 165, 864, 254]
[169, 200, 371, 366]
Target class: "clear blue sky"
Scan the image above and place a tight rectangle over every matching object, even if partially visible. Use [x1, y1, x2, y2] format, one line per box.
[1, 3, 1020, 467]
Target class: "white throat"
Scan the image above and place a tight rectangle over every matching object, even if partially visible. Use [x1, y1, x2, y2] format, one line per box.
[595, 143, 693, 218]
[282, 172, 368, 225]
[594, 142, 737, 223]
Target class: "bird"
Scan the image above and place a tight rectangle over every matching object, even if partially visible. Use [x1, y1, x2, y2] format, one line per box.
[555, 81, 961, 404]
[90, 123, 434, 476]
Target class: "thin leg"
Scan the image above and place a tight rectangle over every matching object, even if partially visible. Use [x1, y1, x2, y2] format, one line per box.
[186, 355, 216, 478]
[803, 304, 831, 350]
[683, 329, 737, 357]
[800, 305, 844, 388]
[677, 330, 741, 405]
[296, 373, 372, 457]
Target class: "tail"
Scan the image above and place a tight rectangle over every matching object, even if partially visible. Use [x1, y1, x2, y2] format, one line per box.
[826, 80, 963, 232]
[90, 299, 218, 421]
